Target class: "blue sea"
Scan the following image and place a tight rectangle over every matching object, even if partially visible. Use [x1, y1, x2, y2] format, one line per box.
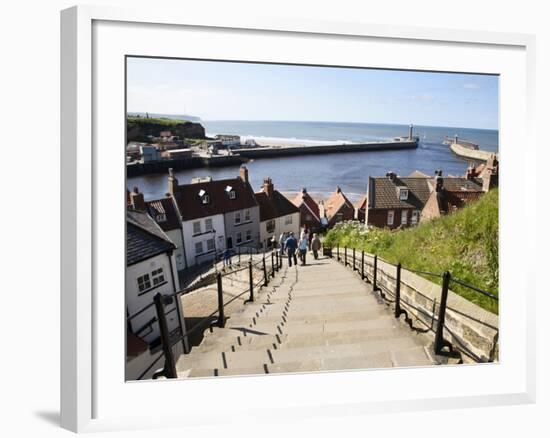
[127, 120, 498, 203]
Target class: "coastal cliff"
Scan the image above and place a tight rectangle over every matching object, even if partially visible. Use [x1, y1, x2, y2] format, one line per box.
[127, 117, 206, 142]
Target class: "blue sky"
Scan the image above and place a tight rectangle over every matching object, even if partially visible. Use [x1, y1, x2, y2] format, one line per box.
[127, 57, 498, 130]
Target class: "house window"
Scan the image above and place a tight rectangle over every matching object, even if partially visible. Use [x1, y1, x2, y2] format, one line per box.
[229, 190, 236, 199]
[193, 221, 201, 235]
[205, 218, 213, 232]
[401, 210, 408, 225]
[137, 274, 151, 293]
[235, 211, 241, 224]
[245, 229, 252, 242]
[336, 213, 343, 223]
[156, 213, 166, 223]
[236, 232, 242, 244]
[411, 210, 420, 224]
[266, 220, 275, 233]
[244, 209, 251, 221]
[206, 238, 215, 252]
[151, 268, 165, 286]
[195, 241, 203, 255]
[285, 215, 292, 225]
[399, 188, 409, 200]
[387, 210, 394, 226]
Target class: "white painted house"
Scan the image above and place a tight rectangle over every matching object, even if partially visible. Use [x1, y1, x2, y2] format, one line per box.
[254, 178, 300, 249]
[126, 210, 187, 363]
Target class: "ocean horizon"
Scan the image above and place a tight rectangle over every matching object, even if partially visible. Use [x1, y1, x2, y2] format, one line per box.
[127, 119, 498, 203]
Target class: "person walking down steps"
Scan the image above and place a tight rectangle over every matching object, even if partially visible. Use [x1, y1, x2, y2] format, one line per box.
[284, 232, 298, 267]
[311, 233, 321, 260]
[298, 235, 308, 266]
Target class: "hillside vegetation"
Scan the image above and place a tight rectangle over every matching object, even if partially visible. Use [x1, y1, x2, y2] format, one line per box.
[127, 116, 191, 127]
[324, 189, 499, 314]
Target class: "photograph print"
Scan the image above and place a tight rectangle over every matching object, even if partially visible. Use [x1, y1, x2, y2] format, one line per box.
[125, 57, 499, 381]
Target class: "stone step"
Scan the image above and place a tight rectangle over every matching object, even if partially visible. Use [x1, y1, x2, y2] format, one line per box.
[228, 308, 389, 327]
[195, 326, 417, 354]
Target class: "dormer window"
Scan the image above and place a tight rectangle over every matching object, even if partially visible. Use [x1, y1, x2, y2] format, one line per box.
[225, 185, 236, 199]
[198, 189, 210, 204]
[398, 187, 409, 201]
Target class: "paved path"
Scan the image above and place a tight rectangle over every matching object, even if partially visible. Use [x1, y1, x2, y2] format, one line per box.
[176, 256, 435, 377]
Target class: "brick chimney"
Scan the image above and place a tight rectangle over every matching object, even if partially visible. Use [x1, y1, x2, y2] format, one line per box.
[239, 165, 249, 183]
[301, 187, 308, 199]
[262, 177, 274, 197]
[129, 187, 145, 211]
[482, 154, 499, 192]
[386, 171, 397, 182]
[434, 170, 444, 192]
[167, 168, 179, 196]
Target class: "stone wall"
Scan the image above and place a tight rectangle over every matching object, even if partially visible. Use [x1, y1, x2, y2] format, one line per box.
[342, 251, 499, 363]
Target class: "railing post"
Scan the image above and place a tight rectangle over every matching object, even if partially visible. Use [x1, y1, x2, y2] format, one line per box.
[279, 250, 283, 269]
[434, 271, 452, 355]
[373, 254, 378, 291]
[275, 251, 279, 271]
[344, 247, 348, 267]
[353, 248, 356, 270]
[263, 256, 268, 286]
[361, 251, 365, 280]
[394, 263, 402, 318]
[337, 244, 340, 261]
[238, 247, 241, 264]
[216, 272, 225, 328]
[271, 251, 275, 278]
[248, 260, 254, 302]
[153, 293, 177, 379]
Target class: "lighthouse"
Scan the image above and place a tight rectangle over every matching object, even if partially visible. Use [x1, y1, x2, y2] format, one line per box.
[408, 124, 413, 141]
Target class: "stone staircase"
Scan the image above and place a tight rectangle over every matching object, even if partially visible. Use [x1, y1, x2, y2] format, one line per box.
[176, 256, 436, 378]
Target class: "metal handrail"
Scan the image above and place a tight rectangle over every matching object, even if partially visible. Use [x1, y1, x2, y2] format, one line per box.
[450, 277, 498, 301]
[128, 251, 279, 380]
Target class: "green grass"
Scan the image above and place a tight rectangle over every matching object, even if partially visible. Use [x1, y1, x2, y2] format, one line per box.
[324, 189, 499, 314]
[127, 116, 190, 127]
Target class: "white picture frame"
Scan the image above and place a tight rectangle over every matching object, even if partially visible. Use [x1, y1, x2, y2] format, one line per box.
[60, 5, 536, 433]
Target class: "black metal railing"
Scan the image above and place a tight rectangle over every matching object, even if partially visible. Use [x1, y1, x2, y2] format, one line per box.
[126, 251, 280, 380]
[323, 244, 498, 362]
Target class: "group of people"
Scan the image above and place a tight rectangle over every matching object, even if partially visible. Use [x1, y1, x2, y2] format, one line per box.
[276, 228, 321, 267]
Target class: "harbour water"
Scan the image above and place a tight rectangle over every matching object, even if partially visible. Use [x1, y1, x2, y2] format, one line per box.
[127, 121, 498, 203]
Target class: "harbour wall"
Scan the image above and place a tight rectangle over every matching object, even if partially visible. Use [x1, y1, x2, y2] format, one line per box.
[126, 155, 246, 177]
[450, 142, 496, 163]
[235, 140, 418, 159]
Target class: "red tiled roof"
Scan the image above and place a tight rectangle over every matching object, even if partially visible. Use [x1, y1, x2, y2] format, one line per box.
[255, 190, 299, 222]
[324, 187, 353, 220]
[355, 195, 367, 211]
[292, 190, 320, 221]
[173, 177, 257, 221]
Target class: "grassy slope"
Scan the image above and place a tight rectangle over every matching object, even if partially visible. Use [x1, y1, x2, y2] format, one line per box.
[324, 189, 499, 314]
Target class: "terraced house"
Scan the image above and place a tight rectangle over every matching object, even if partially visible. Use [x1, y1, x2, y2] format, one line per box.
[167, 166, 260, 267]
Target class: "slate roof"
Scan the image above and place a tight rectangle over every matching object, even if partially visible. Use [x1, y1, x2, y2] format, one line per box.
[254, 190, 299, 222]
[368, 177, 432, 210]
[369, 175, 484, 211]
[146, 197, 181, 231]
[292, 190, 321, 221]
[324, 187, 354, 219]
[173, 177, 257, 221]
[439, 177, 483, 192]
[127, 210, 175, 266]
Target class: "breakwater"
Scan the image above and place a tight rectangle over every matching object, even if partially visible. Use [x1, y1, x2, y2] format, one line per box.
[449, 142, 497, 163]
[126, 155, 246, 177]
[235, 140, 418, 159]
